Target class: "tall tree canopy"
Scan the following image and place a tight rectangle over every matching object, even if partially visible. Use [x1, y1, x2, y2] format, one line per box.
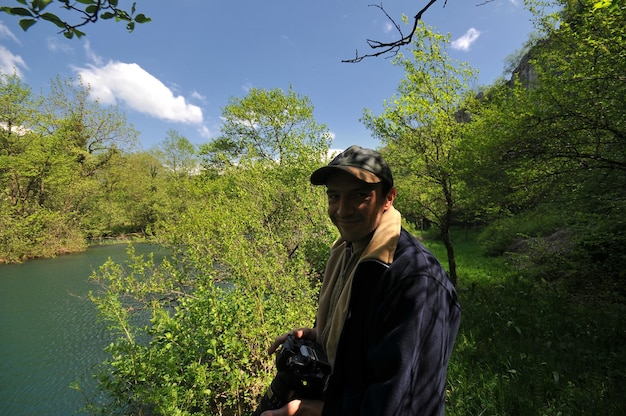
[200, 86, 330, 168]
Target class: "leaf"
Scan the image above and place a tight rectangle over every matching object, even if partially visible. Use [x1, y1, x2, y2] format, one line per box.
[592, 0, 612, 10]
[115, 10, 130, 21]
[33, 0, 54, 11]
[85, 4, 98, 14]
[134, 13, 151, 24]
[18, 18, 37, 31]
[100, 11, 115, 19]
[74, 0, 96, 4]
[40, 12, 62, 24]
[8, 7, 34, 17]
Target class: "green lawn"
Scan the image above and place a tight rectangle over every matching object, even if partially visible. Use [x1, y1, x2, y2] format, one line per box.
[424, 231, 626, 415]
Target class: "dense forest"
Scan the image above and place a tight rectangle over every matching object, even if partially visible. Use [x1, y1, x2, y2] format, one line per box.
[2, 0, 625, 414]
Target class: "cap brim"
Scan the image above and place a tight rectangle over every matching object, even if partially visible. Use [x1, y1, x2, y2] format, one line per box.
[310, 166, 382, 185]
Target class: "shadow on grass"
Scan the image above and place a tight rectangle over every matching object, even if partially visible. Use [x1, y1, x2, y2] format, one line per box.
[424, 232, 626, 415]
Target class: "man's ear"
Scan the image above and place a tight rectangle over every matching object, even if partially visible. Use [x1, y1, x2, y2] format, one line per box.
[383, 187, 397, 210]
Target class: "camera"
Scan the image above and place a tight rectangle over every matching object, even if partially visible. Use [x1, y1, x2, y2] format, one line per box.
[252, 334, 331, 415]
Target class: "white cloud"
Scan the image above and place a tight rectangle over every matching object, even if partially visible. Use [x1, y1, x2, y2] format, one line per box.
[0, 21, 19, 44]
[197, 124, 211, 138]
[0, 45, 27, 78]
[74, 61, 203, 124]
[0, 21, 27, 77]
[83, 40, 103, 66]
[280, 34, 296, 48]
[328, 147, 342, 160]
[47, 37, 73, 54]
[451, 28, 481, 51]
[191, 90, 207, 103]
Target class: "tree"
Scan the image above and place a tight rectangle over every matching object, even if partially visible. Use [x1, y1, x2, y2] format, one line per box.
[42, 76, 138, 176]
[0, 74, 144, 260]
[363, 22, 479, 284]
[86, 150, 167, 236]
[0, 73, 84, 260]
[147, 129, 199, 223]
[200, 86, 331, 168]
[152, 129, 198, 177]
[465, 0, 626, 216]
[0, 0, 151, 39]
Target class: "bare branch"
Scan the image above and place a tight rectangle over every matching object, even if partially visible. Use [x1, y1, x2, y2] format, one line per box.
[343, 0, 446, 63]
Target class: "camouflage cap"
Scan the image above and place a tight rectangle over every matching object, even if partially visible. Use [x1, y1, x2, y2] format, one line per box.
[310, 145, 393, 188]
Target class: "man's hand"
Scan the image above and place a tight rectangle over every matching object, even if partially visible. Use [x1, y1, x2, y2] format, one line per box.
[268, 328, 317, 354]
[260, 399, 324, 416]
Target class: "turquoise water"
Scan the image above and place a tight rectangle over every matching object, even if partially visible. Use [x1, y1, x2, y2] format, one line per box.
[0, 244, 163, 416]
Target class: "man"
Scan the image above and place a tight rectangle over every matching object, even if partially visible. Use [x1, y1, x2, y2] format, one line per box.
[263, 145, 461, 416]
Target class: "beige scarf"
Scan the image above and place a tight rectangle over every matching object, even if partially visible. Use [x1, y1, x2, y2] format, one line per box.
[315, 206, 401, 368]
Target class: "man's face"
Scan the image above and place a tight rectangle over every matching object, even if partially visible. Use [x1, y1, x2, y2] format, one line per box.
[326, 170, 394, 246]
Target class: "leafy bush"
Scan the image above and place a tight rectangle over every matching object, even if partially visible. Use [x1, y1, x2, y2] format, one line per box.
[0, 208, 85, 262]
[88, 146, 334, 415]
[477, 205, 569, 257]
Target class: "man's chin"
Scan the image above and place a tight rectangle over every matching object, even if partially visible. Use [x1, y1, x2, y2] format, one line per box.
[338, 231, 365, 244]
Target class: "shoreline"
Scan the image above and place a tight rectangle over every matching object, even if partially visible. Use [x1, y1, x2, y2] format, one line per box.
[0, 234, 149, 265]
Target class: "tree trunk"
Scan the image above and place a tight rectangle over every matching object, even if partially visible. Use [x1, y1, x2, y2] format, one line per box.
[442, 228, 457, 286]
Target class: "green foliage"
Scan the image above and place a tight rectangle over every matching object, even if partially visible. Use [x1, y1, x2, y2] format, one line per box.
[0, 73, 150, 261]
[152, 130, 198, 174]
[458, 0, 626, 282]
[0, 207, 85, 261]
[364, 22, 477, 228]
[425, 231, 626, 415]
[200, 85, 330, 168]
[88, 177, 330, 414]
[478, 199, 626, 291]
[567, 209, 626, 282]
[477, 204, 569, 257]
[0, 0, 150, 39]
[465, 0, 626, 211]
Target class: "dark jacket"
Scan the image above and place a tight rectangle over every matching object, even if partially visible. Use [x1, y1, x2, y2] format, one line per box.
[322, 228, 461, 415]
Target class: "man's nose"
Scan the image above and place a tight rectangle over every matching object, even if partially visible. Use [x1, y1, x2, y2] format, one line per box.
[336, 196, 353, 217]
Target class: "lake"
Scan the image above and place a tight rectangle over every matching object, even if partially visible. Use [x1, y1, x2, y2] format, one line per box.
[0, 244, 164, 416]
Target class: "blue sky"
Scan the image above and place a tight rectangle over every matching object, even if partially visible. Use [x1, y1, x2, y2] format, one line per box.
[0, 0, 537, 152]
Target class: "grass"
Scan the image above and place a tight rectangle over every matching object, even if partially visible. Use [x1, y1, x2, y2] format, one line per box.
[423, 229, 626, 416]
